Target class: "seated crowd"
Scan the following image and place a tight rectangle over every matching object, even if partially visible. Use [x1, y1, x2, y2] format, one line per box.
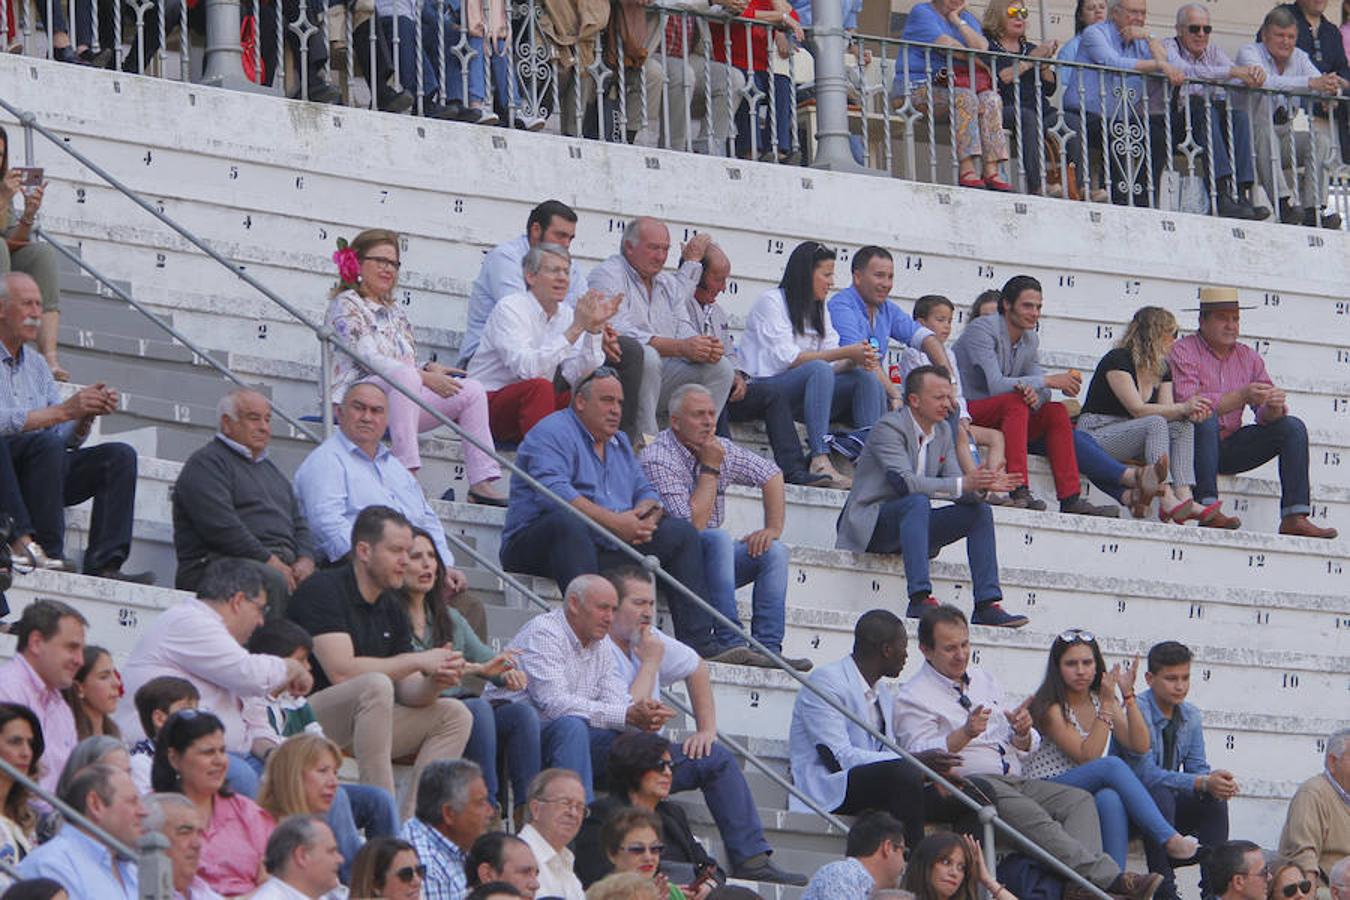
[0, 200, 1341, 900]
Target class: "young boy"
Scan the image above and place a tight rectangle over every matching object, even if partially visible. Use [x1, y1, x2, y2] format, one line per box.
[130, 676, 201, 793]
[1112, 640, 1236, 900]
[900, 295, 1009, 501]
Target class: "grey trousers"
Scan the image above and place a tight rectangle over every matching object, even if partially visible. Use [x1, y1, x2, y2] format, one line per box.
[1250, 98, 1336, 208]
[635, 343, 735, 439]
[1077, 412, 1195, 487]
[976, 774, 1121, 889]
[662, 52, 746, 155]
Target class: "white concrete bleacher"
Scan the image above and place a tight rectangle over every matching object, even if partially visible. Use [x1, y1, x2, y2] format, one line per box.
[1, 50, 1347, 882]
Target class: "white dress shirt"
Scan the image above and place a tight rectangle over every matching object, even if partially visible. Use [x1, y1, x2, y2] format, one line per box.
[115, 597, 289, 751]
[894, 662, 1040, 778]
[738, 288, 843, 378]
[520, 824, 585, 900]
[467, 290, 605, 391]
[461, 234, 588, 365]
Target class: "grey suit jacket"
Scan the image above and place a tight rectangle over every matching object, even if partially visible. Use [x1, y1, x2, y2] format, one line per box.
[836, 409, 969, 552]
[951, 312, 1050, 407]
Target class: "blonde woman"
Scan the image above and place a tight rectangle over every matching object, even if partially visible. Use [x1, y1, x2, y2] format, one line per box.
[259, 733, 372, 881]
[1078, 307, 1213, 521]
[325, 228, 505, 505]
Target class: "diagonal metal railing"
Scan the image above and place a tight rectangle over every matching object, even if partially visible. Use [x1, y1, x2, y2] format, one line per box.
[3, 97, 1124, 898]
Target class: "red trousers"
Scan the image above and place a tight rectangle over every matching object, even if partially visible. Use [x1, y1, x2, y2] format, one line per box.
[487, 379, 569, 444]
[967, 392, 1081, 500]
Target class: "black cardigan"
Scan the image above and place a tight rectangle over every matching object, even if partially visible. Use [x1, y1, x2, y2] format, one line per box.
[571, 793, 724, 887]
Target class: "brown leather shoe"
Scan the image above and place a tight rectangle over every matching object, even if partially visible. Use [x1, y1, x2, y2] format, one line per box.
[1197, 507, 1242, 530]
[1279, 514, 1338, 540]
[1109, 872, 1164, 900]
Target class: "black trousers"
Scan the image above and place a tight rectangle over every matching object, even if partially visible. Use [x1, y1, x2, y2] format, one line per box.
[835, 759, 980, 850]
[1144, 784, 1229, 900]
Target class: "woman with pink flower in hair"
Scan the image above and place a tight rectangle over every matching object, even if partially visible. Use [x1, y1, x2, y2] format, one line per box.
[325, 228, 506, 505]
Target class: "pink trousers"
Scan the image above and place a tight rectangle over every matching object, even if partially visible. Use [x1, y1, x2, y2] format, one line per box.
[371, 366, 501, 485]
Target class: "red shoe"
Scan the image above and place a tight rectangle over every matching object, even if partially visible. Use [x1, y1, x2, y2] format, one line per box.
[984, 175, 1015, 192]
[959, 173, 987, 189]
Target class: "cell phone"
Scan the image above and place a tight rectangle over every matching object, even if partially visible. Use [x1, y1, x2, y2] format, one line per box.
[12, 167, 42, 190]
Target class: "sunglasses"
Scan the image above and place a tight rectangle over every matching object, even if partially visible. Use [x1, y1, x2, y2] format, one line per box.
[650, 759, 675, 773]
[622, 842, 666, 855]
[1006, 6, 1030, 17]
[1185, 23, 1213, 33]
[1058, 628, 1096, 644]
[575, 365, 619, 393]
[1281, 882, 1313, 897]
[393, 864, 427, 883]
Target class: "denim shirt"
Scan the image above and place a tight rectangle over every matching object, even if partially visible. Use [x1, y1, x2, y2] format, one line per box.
[1111, 689, 1211, 792]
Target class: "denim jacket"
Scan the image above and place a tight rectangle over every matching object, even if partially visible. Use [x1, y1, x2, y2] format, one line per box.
[1111, 689, 1211, 792]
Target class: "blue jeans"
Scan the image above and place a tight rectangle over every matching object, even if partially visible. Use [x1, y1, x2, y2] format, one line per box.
[1034, 429, 1127, 503]
[540, 716, 619, 801]
[461, 698, 541, 804]
[756, 360, 884, 456]
[421, 3, 519, 107]
[735, 70, 794, 157]
[1050, 756, 1176, 868]
[329, 784, 398, 882]
[697, 529, 788, 654]
[866, 495, 1001, 603]
[1194, 414, 1310, 517]
[378, 15, 442, 97]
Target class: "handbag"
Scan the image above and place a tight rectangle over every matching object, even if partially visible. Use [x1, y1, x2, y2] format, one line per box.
[934, 61, 993, 94]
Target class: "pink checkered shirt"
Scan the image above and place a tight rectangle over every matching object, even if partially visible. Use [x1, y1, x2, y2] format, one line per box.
[1168, 333, 1274, 439]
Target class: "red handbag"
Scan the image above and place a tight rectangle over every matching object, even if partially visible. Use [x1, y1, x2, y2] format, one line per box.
[935, 61, 993, 94]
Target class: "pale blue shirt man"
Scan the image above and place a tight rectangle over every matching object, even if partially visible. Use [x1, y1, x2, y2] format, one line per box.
[460, 234, 587, 366]
[17, 812, 139, 899]
[293, 428, 453, 564]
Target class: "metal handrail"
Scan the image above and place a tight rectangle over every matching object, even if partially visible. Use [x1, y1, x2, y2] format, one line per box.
[35, 227, 322, 444]
[8, 97, 1114, 897]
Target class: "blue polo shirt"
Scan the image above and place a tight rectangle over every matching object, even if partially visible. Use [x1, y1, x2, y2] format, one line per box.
[501, 407, 659, 547]
[827, 285, 934, 355]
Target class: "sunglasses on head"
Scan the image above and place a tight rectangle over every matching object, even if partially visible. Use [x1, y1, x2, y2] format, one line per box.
[1006, 6, 1030, 17]
[393, 864, 427, 883]
[1185, 23, 1213, 33]
[575, 365, 619, 393]
[1282, 882, 1313, 897]
[1058, 628, 1096, 644]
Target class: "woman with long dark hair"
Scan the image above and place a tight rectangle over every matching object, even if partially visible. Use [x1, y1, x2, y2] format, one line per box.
[1024, 630, 1198, 869]
[0, 704, 43, 876]
[737, 241, 885, 488]
[62, 646, 122, 740]
[350, 837, 425, 899]
[903, 832, 1013, 900]
[402, 526, 539, 816]
[152, 710, 274, 897]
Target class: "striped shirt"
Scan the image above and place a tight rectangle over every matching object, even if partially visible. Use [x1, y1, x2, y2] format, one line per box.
[0, 341, 77, 441]
[1168, 333, 1274, 439]
[640, 428, 779, 529]
[400, 817, 467, 900]
[481, 608, 630, 729]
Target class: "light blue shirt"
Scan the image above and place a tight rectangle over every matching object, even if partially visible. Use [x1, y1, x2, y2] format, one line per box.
[501, 407, 658, 548]
[801, 857, 877, 900]
[0, 341, 78, 442]
[460, 234, 587, 366]
[1068, 20, 1153, 115]
[292, 430, 452, 564]
[827, 285, 933, 355]
[790, 0, 861, 29]
[15, 824, 138, 900]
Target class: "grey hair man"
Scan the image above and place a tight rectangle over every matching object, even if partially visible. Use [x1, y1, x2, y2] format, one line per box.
[519, 768, 588, 900]
[467, 242, 620, 444]
[400, 760, 494, 899]
[1278, 727, 1350, 885]
[588, 217, 734, 444]
[0, 272, 149, 583]
[172, 387, 317, 604]
[16, 764, 146, 893]
[1329, 857, 1350, 900]
[1236, 6, 1348, 226]
[254, 815, 343, 899]
[143, 792, 213, 899]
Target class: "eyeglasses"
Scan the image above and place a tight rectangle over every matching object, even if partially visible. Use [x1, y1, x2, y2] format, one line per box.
[1185, 23, 1212, 33]
[1281, 881, 1313, 896]
[537, 797, 589, 816]
[575, 365, 619, 394]
[1242, 868, 1272, 880]
[650, 759, 675, 773]
[362, 255, 402, 271]
[621, 842, 666, 855]
[1058, 628, 1096, 644]
[393, 864, 427, 883]
[1006, 6, 1030, 17]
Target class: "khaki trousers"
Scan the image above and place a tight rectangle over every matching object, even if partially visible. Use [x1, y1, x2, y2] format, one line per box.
[308, 671, 473, 818]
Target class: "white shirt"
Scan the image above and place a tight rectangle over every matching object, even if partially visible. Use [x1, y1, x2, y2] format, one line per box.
[858, 666, 884, 737]
[893, 662, 1040, 778]
[609, 628, 701, 701]
[1235, 41, 1322, 101]
[520, 824, 585, 900]
[467, 290, 605, 391]
[461, 234, 588, 365]
[249, 877, 345, 900]
[115, 598, 289, 752]
[738, 288, 843, 378]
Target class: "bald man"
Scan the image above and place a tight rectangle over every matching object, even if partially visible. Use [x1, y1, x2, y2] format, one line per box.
[173, 389, 317, 606]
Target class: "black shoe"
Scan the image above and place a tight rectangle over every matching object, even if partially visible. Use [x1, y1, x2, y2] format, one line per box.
[376, 86, 414, 113]
[93, 568, 157, 585]
[54, 46, 90, 65]
[1304, 208, 1343, 229]
[785, 470, 831, 487]
[420, 99, 461, 121]
[1216, 193, 1259, 220]
[78, 46, 116, 68]
[304, 78, 342, 104]
[1278, 200, 1304, 224]
[731, 859, 808, 886]
[1008, 485, 1047, 511]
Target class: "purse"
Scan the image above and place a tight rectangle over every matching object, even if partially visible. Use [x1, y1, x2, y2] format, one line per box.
[934, 61, 993, 94]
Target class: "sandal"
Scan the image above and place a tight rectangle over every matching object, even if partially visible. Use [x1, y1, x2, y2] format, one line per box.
[1159, 498, 1195, 524]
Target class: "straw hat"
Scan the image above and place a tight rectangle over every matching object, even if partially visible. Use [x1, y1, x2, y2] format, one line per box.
[1183, 286, 1255, 311]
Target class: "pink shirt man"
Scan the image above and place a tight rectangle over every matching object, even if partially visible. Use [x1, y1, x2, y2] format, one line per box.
[0, 653, 79, 794]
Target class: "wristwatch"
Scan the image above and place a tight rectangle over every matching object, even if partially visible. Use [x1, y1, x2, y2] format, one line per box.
[699, 464, 721, 478]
